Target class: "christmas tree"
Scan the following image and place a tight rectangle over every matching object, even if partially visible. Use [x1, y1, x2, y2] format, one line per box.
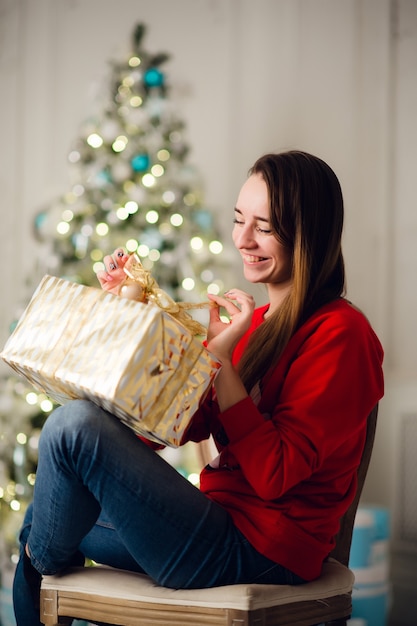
[0, 22, 224, 596]
[34, 22, 226, 300]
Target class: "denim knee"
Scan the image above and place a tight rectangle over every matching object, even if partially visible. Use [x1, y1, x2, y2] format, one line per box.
[40, 400, 104, 445]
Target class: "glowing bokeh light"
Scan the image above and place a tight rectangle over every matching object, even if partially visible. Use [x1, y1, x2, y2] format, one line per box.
[62, 209, 74, 222]
[90, 248, 103, 261]
[142, 173, 155, 187]
[112, 136, 128, 152]
[149, 249, 161, 262]
[57, 222, 70, 235]
[116, 206, 129, 220]
[170, 213, 183, 227]
[209, 240, 223, 254]
[72, 184, 84, 197]
[188, 473, 200, 485]
[182, 278, 195, 291]
[40, 399, 54, 413]
[162, 191, 175, 204]
[26, 392, 38, 405]
[126, 239, 138, 252]
[157, 149, 170, 161]
[125, 201, 139, 214]
[68, 150, 80, 163]
[16, 433, 27, 445]
[93, 261, 105, 274]
[87, 133, 103, 148]
[146, 210, 159, 224]
[96, 222, 109, 236]
[137, 244, 150, 257]
[130, 96, 143, 107]
[151, 164, 164, 177]
[128, 56, 141, 67]
[81, 224, 93, 236]
[207, 283, 221, 295]
[190, 237, 203, 251]
[183, 193, 196, 206]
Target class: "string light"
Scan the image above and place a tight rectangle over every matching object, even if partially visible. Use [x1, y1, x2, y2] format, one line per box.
[142, 173, 155, 187]
[128, 56, 141, 67]
[57, 222, 70, 235]
[116, 206, 129, 220]
[96, 222, 109, 236]
[190, 236, 203, 251]
[126, 239, 139, 252]
[170, 213, 183, 227]
[112, 136, 128, 152]
[209, 241, 223, 254]
[87, 133, 103, 148]
[182, 278, 195, 291]
[146, 210, 159, 224]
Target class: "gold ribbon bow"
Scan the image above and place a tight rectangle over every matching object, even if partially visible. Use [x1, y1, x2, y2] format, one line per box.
[118, 254, 212, 336]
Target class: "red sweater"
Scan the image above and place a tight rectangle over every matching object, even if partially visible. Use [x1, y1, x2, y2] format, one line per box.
[183, 298, 384, 581]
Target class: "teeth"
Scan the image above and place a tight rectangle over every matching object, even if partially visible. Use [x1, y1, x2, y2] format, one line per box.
[244, 255, 266, 263]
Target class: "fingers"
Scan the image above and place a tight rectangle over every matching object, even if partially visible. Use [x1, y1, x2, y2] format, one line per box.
[96, 248, 129, 292]
[208, 289, 255, 317]
[103, 248, 128, 272]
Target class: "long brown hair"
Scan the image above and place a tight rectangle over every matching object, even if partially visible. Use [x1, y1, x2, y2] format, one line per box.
[238, 151, 346, 391]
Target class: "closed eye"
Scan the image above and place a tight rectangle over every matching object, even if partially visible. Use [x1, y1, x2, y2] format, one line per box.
[233, 218, 272, 235]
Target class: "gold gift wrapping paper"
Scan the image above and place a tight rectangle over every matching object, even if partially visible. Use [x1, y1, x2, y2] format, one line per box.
[1, 275, 221, 447]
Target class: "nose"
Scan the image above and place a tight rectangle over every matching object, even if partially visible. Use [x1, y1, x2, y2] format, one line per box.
[233, 224, 257, 249]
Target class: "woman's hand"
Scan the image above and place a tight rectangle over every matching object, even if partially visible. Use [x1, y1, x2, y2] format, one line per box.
[96, 248, 131, 295]
[206, 289, 255, 411]
[206, 289, 255, 363]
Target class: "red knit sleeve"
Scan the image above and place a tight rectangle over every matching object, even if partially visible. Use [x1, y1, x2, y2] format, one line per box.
[218, 301, 384, 501]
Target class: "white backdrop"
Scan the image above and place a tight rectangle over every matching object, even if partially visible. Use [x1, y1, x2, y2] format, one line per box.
[1, 0, 402, 344]
[1, 1, 417, 620]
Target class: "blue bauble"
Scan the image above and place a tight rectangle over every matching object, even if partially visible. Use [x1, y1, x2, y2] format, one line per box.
[144, 68, 164, 88]
[95, 169, 112, 186]
[131, 153, 150, 172]
[34, 211, 47, 232]
[193, 209, 213, 230]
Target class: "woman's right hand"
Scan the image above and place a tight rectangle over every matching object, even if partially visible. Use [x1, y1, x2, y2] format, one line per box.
[96, 248, 131, 295]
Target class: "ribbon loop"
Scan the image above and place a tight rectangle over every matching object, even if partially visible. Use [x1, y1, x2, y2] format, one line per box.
[119, 254, 211, 336]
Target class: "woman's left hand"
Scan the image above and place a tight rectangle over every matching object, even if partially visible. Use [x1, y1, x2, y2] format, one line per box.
[206, 289, 255, 362]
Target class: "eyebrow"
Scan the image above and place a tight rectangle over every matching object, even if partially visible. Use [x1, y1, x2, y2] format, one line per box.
[234, 207, 270, 223]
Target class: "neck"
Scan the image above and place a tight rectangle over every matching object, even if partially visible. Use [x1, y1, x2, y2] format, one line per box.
[265, 283, 292, 317]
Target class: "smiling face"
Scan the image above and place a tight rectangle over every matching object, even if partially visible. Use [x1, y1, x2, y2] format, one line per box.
[232, 173, 293, 302]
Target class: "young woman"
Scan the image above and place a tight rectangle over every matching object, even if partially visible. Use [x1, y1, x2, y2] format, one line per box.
[13, 151, 384, 625]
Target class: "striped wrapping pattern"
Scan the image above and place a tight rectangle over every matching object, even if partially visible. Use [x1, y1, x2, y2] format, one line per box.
[1, 275, 221, 447]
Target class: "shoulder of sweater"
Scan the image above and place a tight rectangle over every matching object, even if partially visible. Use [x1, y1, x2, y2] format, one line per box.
[303, 298, 376, 337]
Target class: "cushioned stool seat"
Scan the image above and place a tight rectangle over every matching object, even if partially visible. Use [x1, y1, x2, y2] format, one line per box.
[41, 558, 354, 626]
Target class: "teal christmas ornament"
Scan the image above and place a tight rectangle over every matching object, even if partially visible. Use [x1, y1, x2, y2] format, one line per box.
[144, 68, 164, 87]
[131, 153, 150, 172]
[34, 211, 47, 232]
[193, 209, 213, 230]
[95, 169, 112, 186]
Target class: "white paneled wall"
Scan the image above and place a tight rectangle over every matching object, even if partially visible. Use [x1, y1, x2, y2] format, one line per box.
[0, 0, 398, 345]
[0, 0, 416, 621]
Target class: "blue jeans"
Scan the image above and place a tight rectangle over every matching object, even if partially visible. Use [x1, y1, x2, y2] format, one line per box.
[13, 400, 304, 625]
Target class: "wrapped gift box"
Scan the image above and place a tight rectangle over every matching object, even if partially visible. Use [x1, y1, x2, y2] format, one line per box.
[1, 275, 221, 446]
